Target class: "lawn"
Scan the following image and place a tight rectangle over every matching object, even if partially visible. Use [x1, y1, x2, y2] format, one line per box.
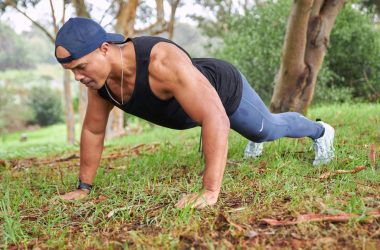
[0, 103, 379, 249]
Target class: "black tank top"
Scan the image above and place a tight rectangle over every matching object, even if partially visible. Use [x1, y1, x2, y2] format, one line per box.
[98, 36, 242, 130]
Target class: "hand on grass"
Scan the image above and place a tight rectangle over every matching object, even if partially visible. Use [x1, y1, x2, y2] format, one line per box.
[175, 190, 219, 209]
[60, 189, 89, 200]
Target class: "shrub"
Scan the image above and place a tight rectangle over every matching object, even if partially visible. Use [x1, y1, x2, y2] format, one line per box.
[212, 2, 380, 103]
[27, 86, 63, 126]
[326, 6, 380, 101]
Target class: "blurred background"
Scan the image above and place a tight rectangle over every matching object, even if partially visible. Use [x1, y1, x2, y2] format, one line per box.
[0, 0, 379, 150]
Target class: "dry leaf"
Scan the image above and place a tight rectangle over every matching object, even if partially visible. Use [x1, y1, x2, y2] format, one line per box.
[93, 195, 108, 204]
[106, 206, 132, 219]
[319, 166, 366, 180]
[214, 213, 245, 231]
[260, 210, 380, 226]
[244, 230, 259, 239]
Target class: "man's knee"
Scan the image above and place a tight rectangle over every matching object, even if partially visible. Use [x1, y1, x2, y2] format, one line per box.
[247, 126, 276, 143]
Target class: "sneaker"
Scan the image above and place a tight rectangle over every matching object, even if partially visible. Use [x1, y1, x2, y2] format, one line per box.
[313, 121, 335, 166]
[244, 141, 264, 158]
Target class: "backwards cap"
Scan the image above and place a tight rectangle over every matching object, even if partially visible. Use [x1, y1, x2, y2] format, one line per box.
[55, 17, 125, 63]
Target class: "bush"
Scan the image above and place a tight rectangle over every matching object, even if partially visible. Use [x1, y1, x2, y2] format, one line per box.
[0, 23, 35, 71]
[212, 2, 380, 103]
[326, 6, 380, 101]
[213, 1, 291, 103]
[27, 86, 63, 126]
[0, 88, 32, 134]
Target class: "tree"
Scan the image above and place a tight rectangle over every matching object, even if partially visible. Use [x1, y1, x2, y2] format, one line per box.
[28, 86, 63, 126]
[361, 0, 380, 13]
[270, 0, 345, 114]
[0, 22, 35, 70]
[0, 0, 76, 144]
[0, 0, 183, 141]
[69, 0, 183, 139]
[324, 4, 380, 101]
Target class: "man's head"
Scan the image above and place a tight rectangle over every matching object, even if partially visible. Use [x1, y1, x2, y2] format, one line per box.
[55, 17, 125, 89]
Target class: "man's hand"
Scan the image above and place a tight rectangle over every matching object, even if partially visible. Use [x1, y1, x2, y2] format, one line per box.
[60, 189, 90, 200]
[175, 190, 219, 209]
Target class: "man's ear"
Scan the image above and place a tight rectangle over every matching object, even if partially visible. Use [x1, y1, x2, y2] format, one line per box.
[99, 42, 110, 55]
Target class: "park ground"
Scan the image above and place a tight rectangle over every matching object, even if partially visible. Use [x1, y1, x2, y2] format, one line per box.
[0, 103, 379, 249]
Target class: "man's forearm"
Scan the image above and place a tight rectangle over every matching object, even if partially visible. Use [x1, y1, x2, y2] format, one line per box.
[201, 119, 230, 194]
[79, 128, 106, 184]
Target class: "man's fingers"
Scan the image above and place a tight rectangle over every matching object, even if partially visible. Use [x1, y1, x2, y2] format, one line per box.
[192, 196, 208, 209]
[175, 193, 196, 208]
[60, 190, 88, 200]
[176, 193, 211, 209]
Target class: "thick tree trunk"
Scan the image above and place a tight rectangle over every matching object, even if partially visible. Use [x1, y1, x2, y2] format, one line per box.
[270, 0, 345, 114]
[63, 70, 75, 144]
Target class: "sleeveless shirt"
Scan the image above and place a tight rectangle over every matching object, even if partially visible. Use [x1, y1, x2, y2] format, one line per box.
[98, 36, 242, 130]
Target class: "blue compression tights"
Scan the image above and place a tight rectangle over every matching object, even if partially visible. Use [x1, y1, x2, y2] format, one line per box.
[229, 74, 324, 143]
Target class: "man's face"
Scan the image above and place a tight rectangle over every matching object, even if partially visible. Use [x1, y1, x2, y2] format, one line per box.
[56, 45, 110, 90]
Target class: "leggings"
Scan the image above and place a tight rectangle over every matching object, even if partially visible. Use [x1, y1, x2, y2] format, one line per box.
[229, 74, 324, 143]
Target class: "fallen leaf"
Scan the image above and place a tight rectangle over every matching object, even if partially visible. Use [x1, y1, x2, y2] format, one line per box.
[319, 166, 366, 180]
[225, 207, 247, 213]
[93, 195, 108, 204]
[107, 206, 133, 219]
[214, 213, 245, 231]
[244, 230, 259, 239]
[260, 210, 380, 226]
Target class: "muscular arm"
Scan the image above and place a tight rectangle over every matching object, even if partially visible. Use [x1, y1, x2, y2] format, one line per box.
[149, 43, 230, 207]
[61, 89, 113, 200]
[79, 89, 113, 184]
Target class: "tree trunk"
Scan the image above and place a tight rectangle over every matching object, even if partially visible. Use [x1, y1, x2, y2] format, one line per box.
[270, 0, 345, 114]
[104, 0, 140, 139]
[168, 0, 180, 39]
[72, 0, 89, 17]
[63, 70, 75, 144]
[78, 85, 87, 124]
[72, 0, 90, 125]
[115, 0, 139, 36]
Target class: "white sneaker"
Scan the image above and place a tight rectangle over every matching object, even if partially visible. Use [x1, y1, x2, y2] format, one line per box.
[244, 141, 264, 158]
[313, 121, 335, 166]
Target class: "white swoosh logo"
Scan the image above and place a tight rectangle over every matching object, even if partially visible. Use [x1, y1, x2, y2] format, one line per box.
[259, 120, 264, 132]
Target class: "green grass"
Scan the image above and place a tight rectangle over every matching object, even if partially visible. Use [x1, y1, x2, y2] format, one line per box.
[0, 124, 81, 159]
[0, 103, 379, 249]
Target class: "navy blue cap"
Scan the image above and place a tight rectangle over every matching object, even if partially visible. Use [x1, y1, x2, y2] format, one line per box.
[55, 17, 126, 64]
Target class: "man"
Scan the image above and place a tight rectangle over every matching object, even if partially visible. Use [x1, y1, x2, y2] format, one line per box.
[56, 17, 335, 208]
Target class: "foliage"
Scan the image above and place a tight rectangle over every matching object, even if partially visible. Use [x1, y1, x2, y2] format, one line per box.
[213, 1, 291, 103]
[0, 88, 28, 135]
[0, 0, 41, 11]
[207, 1, 380, 103]
[191, 0, 236, 38]
[0, 103, 379, 248]
[0, 22, 35, 71]
[359, 0, 380, 14]
[325, 5, 380, 101]
[22, 26, 55, 64]
[0, 64, 63, 133]
[27, 86, 63, 126]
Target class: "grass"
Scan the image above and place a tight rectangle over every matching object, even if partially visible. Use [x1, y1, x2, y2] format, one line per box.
[0, 103, 379, 249]
[0, 124, 81, 159]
